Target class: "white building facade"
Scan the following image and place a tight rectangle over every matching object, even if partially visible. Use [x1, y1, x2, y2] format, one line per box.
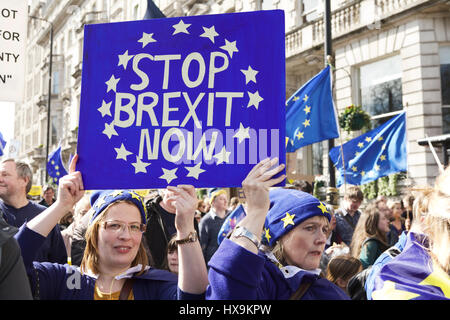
[16, 0, 449, 188]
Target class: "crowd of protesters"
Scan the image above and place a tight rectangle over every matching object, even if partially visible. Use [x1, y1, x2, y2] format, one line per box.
[0, 155, 448, 300]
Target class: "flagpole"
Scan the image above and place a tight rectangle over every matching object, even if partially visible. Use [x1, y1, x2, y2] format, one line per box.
[324, 0, 338, 205]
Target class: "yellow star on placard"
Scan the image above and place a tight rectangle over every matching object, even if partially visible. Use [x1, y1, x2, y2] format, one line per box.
[352, 166, 357, 172]
[380, 155, 386, 161]
[302, 119, 311, 127]
[281, 212, 296, 228]
[296, 131, 304, 140]
[365, 137, 372, 142]
[358, 142, 364, 148]
[304, 106, 311, 114]
[264, 228, 271, 242]
[317, 202, 328, 214]
[372, 281, 420, 300]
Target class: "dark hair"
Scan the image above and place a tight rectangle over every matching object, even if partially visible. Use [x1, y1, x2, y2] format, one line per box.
[344, 186, 364, 202]
[292, 180, 313, 194]
[326, 254, 362, 284]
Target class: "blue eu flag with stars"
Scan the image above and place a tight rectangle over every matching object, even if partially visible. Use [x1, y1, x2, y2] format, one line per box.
[47, 146, 68, 185]
[0, 130, 6, 156]
[329, 111, 407, 187]
[285, 65, 339, 152]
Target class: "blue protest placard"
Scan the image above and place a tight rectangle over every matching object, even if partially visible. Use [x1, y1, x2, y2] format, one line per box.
[77, 10, 286, 189]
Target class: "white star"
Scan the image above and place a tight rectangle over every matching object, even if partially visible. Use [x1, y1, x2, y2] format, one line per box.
[105, 75, 120, 93]
[172, 19, 191, 35]
[97, 100, 112, 117]
[247, 90, 264, 110]
[102, 121, 118, 139]
[220, 39, 238, 58]
[233, 123, 250, 144]
[213, 147, 231, 165]
[131, 156, 150, 174]
[118, 50, 134, 70]
[200, 25, 218, 43]
[137, 32, 156, 48]
[240, 65, 259, 84]
[185, 162, 206, 180]
[114, 143, 133, 161]
[159, 167, 178, 184]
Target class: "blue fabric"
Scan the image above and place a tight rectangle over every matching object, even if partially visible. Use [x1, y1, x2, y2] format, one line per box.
[143, 0, 165, 19]
[77, 10, 286, 189]
[1, 201, 67, 264]
[14, 224, 203, 300]
[285, 65, 339, 152]
[217, 204, 246, 245]
[329, 112, 407, 187]
[206, 239, 349, 300]
[47, 146, 68, 185]
[334, 208, 361, 246]
[0, 130, 6, 156]
[371, 232, 450, 300]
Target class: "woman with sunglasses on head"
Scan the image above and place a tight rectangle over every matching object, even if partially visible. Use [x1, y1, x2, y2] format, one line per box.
[14, 155, 208, 300]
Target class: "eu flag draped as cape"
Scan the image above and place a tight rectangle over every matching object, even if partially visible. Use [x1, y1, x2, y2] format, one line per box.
[285, 65, 339, 152]
[372, 232, 450, 300]
[47, 146, 68, 184]
[329, 111, 407, 187]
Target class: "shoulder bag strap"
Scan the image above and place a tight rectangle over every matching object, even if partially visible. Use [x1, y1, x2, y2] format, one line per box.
[289, 280, 313, 300]
[119, 278, 135, 300]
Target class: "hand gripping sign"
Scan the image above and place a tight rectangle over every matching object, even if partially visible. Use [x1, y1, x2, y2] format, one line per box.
[77, 10, 286, 189]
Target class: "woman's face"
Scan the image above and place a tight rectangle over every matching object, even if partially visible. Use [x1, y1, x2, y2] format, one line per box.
[378, 212, 391, 234]
[167, 249, 179, 274]
[97, 202, 143, 273]
[391, 203, 403, 218]
[281, 216, 329, 270]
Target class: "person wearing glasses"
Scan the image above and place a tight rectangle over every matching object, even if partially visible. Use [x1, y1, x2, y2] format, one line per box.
[13, 155, 208, 300]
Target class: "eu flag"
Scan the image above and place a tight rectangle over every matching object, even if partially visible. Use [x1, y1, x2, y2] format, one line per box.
[0, 130, 6, 156]
[217, 203, 246, 245]
[47, 146, 68, 185]
[143, 0, 166, 19]
[285, 65, 339, 152]
[329, 111, 406, 187]
[372, 232, 450, 300]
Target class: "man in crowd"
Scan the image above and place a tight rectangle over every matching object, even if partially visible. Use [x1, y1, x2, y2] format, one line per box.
[199, 188, 229, 264]
[335, 186, 364, 246]
[145, 189, 200, 269]
[38, 185, 56, 207]
[0, 159, 67, 263]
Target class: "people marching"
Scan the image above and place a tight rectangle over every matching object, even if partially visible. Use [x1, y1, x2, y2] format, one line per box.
[0, 154, 449, 300]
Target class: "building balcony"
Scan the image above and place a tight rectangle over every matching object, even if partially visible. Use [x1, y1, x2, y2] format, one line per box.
[285, 0, 431, 60]
[76, 10, 108, 34]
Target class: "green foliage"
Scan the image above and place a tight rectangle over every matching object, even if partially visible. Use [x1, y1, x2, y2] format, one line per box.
[360, 172, 405, 199]
[339, 104, 372, 134]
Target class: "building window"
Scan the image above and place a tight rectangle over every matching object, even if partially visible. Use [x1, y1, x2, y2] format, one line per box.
[439, 46, 450, 134]
[358, 55, 403, 127]
[302, 0, 320, 22]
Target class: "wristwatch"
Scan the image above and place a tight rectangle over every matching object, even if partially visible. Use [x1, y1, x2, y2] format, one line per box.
[232, 226, 260, 248]
[175, 231, 198, 245]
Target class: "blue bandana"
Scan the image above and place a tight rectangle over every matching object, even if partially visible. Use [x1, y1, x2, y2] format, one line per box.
[89, 190, 147, 225]
[262, 188, 331, 246]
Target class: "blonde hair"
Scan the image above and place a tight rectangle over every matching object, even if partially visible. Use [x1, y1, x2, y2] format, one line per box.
[80, 200, 148, 276]
[423, 166, 450, 273]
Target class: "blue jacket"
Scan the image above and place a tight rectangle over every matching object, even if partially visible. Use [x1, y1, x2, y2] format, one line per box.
[206, 239, 349, 300]
[15, 224, 203, 300]
[1, 200, 67, 264]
